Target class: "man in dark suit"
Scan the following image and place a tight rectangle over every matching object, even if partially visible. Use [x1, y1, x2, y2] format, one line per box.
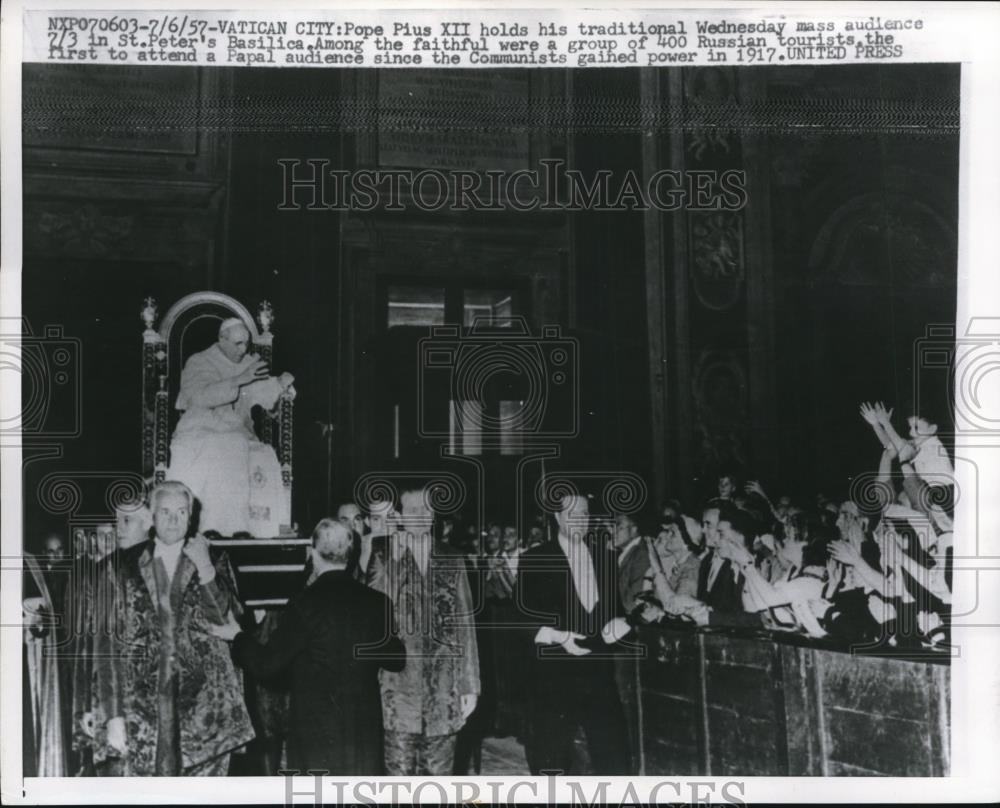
[211, 518, 404, 775]
[698, 503, 743, 612]
[359, 496, 398, 586]
[698, 502, 762, 627]
[515, 492, 633, 775]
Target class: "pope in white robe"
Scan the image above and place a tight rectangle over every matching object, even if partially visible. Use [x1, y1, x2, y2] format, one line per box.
[167, 318, 294, 537]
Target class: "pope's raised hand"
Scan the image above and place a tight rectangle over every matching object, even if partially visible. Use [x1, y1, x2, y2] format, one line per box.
[237, 357, 269, 386]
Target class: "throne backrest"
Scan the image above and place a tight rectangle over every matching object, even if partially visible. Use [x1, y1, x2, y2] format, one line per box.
[140, 293, 291, 503]
[162, 298, 267, 441]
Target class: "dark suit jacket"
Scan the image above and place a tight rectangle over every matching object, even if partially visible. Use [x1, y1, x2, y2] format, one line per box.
[617, 538, 652, 614]
[697, 550, 744, 612]
[697, 550, 764, 629]
[232, 570, 404, 774]
[515, 535, 629, 685]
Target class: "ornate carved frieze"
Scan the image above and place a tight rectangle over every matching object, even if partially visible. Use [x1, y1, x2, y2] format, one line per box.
[689, 210, 745, 311]
[691, 349, 749, 476]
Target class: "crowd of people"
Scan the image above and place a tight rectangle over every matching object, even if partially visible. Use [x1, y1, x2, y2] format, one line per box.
[22, 400, 954, 778]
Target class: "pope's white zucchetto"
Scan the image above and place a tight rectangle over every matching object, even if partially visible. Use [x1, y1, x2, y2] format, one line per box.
[218, 317, 248, 338]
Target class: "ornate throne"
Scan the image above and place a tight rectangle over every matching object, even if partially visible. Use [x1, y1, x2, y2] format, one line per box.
[140, 292, 295, 536]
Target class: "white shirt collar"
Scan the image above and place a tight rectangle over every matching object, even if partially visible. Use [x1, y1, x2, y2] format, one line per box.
[558, 531, 587, 551]
[153, 537, 185, 581]
[557, 532, 598, 613]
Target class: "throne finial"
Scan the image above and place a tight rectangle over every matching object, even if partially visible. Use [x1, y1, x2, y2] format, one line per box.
[258, 300, 274, 335]
[141, 297, 158, 335]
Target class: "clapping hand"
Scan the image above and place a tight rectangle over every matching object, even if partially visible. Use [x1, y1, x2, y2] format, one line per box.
[208, 611, 242, 642]
[859, 401, 880, 426]
[873, 401, 893, 424]
[183, 535, 216, 581]
[724, 537, 754, 567]
[828, 539, 862, 567]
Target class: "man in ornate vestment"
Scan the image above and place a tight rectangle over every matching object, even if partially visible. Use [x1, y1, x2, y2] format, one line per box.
[93, 481, 254, 775]
[368, 485, 479, 775]
[167, 318, 294, 537]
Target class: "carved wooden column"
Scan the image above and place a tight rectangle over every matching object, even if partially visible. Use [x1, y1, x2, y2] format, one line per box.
[643, 66, 777, 500]
[640, 67, 671, 502]
[740, 71, 778, 486]
[140, 298, 169, 483]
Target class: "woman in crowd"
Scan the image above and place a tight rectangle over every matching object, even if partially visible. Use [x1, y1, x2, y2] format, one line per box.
[727, 520, 833, 639]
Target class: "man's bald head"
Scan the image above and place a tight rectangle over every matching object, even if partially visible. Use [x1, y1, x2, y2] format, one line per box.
[218, 319, 251, 363]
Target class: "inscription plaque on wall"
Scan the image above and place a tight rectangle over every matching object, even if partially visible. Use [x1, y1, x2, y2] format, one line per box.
[377, 70, 530, 171]
[23, 64, 200, 154]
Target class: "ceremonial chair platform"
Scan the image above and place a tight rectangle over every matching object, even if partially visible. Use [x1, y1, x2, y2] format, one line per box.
[208, 536, 311, 609]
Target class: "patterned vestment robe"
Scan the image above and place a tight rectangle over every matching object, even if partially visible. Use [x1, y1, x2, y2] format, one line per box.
[370, 540, 479, 739]
[93, 540, 254, 775]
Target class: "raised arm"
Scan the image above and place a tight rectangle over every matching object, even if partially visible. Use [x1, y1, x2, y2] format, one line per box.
[860, 401, 896, 452]
[876, 445, 897, 487]
[880, 531, 951, 605]
[176, 354, 269, 410]
[183, 538, 243, 624]
[744, 480, 781, 522]
[872, 402, 910, 456]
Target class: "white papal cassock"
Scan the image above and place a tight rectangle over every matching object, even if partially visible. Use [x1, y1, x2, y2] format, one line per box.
[167, 343, 289, 537]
